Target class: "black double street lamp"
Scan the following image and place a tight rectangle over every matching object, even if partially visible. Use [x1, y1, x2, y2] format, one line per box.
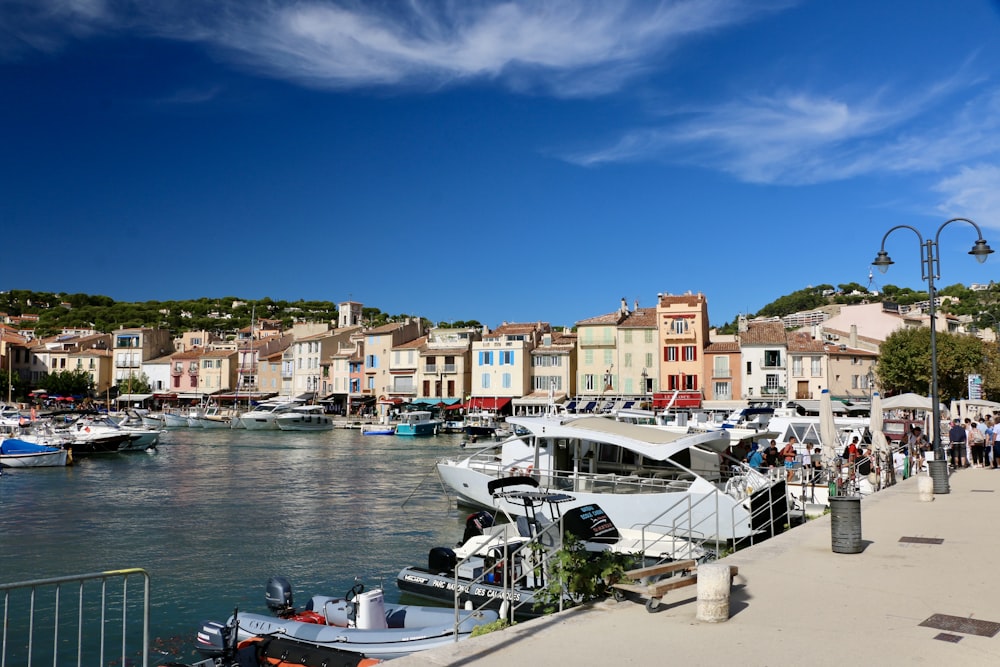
[872, 218, 994, 464]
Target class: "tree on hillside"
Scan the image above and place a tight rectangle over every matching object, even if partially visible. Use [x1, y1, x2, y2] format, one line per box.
[756, 288, 826, 319]
[877, 327, 991, 401]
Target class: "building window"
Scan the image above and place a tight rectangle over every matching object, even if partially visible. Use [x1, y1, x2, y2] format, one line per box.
[665, 346, 678, 362]
[714, 381, 730, 399]
[584, 374, 595, 391]
[534, 376, 562, 390]
[684, 375, 697, 390]
[623, 330, 632, 344]
[713, 356, 729, 377]
[811, 357, 822, 377]
[482, 373, 491, 389]
[623, 352, 632, 368]
[502, 373, 511, 389]
[746, 361, 752, 375]
[792, 357, 803, 377]
[683, 346, 696, 361]
[479, 351, 494, 366]
[672, 319, 688, 334]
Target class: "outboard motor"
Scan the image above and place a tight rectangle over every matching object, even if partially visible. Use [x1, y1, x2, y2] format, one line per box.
[194, 619, 231, 658]
[461, 510, 495, 543]
[265, 576, 294, 615]
[428, 546, 457, 573]
[353, 589, 388, 630]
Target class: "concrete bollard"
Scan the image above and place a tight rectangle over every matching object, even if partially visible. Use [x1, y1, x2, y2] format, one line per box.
[695, 563, 732, 623]
[917, 475, 934, 502]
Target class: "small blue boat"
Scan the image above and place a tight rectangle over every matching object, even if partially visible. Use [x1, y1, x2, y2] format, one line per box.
[361, 427, 395, 436]
[394, 411, 441, 436]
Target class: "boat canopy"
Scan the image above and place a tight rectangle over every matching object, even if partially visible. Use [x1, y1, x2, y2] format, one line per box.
[506, 415, 729, 462]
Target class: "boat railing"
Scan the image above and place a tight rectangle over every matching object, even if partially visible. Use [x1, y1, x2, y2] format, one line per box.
[450, 516, 567, 626]
[461, 454, 697, 496]
[0, 568, 150, 667]
[637, 490, 726, 556]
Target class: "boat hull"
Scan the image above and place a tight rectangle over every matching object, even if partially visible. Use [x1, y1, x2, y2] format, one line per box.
[396, 567, 541, 618]
[395, 423, 438, 436]
[227, 598, 497, 660]
[276, 419, 334, 431]
[436, 460, 753, 540]
[0, 439, 69, 468]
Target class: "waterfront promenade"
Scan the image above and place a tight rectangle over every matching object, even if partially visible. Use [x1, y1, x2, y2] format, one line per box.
[395, 468, 1000, 666]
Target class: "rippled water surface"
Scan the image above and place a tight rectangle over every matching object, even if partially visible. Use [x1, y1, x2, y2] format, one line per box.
[0, 427, 470, 663]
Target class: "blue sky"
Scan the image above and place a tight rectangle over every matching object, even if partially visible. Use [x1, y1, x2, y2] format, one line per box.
[3, 1, 1000, 329]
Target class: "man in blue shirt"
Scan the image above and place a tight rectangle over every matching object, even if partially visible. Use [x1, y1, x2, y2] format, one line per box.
[948, 419, 966, 469]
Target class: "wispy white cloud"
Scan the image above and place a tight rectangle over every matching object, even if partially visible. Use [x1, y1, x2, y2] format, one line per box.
[566, 75, 1000, 187]
[0, 0, 790, 95]
[933, 164, 1000, 230]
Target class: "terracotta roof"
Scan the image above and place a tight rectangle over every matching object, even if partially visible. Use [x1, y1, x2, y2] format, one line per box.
[575, 311, 624, 326]
[620, 308, 657, 328]
[786, 331, 826, 353]
[367, 322, 407, 334]
[705, 341, 740, 353]
[485, 322, 549, 338]
[739, 321, 787, 345]
[200, 349, 236, 358]
[657, 293, 706, 307]
[395, 335, 427, 350]
[171, 350, 203, 360]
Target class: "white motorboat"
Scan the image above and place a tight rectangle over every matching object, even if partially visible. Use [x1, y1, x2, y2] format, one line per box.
[437, 414, 785, 542]
[240, 400, 300, 430]
[398, 479, 705, 618]
[161, 408, 195, 428]
[275, 405, 334, 431]
[187, 406, 239, 429]
[0, 438, 70, 467]
[198, 578, 498, 662]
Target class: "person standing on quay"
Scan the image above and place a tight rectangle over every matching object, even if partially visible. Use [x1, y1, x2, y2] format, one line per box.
[948, 419, 966, 470]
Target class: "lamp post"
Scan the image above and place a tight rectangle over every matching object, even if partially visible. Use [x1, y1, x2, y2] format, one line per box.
[872, 218, 994, 463]
[641, 367, 648, 404]
[866, 368, 876, 405]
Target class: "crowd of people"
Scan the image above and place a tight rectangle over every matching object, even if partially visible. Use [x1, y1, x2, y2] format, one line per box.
[904, 414, 1000, 473]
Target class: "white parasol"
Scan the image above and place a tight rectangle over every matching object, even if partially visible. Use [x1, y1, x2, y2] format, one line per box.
[820, 388, 838, 469]
[870, 391, 890, 455]
[869, 390, 893, 487]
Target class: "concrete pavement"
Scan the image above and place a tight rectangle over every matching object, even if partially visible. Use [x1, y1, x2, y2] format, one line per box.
[393, 468, 1000, 666]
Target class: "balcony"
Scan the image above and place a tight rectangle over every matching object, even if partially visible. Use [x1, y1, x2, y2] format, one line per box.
[758, 360, 785, 370]
[711, 369, 732, 379]
[759, 386, 786, 396]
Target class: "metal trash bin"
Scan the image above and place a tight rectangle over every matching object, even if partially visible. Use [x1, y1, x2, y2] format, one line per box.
[927, 459, 950, 495]
[830, 495, 862, 554]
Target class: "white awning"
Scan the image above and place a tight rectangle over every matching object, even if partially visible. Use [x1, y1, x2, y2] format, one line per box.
[115, 393, 153, 402]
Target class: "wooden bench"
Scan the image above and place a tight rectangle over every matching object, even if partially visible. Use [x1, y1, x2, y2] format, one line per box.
[610, 560, 739, 613]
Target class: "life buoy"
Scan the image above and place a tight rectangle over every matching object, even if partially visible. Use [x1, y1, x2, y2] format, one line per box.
[525, 465, 533, 475]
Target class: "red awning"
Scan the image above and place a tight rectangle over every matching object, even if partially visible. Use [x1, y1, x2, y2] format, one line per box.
[466, 397, 512, 411]
[652, 391, 702, 409]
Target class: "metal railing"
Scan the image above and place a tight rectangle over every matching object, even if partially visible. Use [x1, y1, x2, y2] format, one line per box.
[1, 568, 150, 667]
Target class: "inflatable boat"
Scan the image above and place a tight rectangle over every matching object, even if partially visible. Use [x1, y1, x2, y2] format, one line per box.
[203, 578, 498, 661]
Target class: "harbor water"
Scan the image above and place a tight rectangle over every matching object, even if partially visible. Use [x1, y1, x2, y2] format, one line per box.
[0, 427, 471, 664]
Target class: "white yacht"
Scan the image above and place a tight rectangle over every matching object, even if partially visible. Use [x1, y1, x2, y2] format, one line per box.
[240, 400, 300, 430]
[437, 414, 784, 542]
[274, 405, 334, 431]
